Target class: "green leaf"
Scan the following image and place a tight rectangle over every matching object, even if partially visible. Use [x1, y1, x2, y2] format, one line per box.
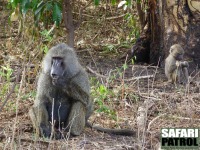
[94, 0, 100, 5]
[20, 0, 31, 14]
[124, 13, 131, 20]
[34, 1, 45, 16]
[126, 0, 132, 7]
[52, 2, 62, 26]
[34, 1, 45, 24]
[123, 63, 128, 70]
[10, 0, 20, 8]
[99, 85, 107, 94]
[45, 2, 53, 11]
[111, 0, 116, 5]
[31, 0, 39, 9]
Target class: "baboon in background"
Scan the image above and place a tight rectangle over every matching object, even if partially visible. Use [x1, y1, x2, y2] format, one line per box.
[165, 44, 189, 84]
[29, 43, 135, 139]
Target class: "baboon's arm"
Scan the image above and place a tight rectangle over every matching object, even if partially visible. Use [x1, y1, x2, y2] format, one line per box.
[29, 101, 51, 137]
[64, 71, 90, 106]
[30, 73, 53, 137]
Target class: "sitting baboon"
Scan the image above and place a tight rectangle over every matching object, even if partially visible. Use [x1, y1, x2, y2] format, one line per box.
[29, 43, 135, 139]
[165, 44, 189, 84]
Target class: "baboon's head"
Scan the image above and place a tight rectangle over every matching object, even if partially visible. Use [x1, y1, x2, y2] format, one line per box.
[42, 43, 80, 86]
[170, 44, 184, 61]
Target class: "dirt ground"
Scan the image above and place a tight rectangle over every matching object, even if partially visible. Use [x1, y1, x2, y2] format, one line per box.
[0, 2, 200, 150]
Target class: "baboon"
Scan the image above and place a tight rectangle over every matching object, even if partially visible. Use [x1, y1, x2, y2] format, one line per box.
[131, 36, 150, 64]
[29, 43, 135, 139]
[165, 44, 189, 84]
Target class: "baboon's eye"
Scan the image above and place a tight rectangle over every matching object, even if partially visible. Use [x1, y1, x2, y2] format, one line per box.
[61, 61, 64, 66]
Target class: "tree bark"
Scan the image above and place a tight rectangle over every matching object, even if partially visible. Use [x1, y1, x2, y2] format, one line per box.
[63, 0, 75, 47]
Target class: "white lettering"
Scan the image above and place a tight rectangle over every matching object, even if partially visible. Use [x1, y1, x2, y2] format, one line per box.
[187, 129, 194, 137]
[168, 129, 176, 137]
[195, 129, 199, 137]
[162, 129, 169, 137]
[176, 129, 182, 137]
[180, 129, 187, 137]
[162, 128, 199, 138]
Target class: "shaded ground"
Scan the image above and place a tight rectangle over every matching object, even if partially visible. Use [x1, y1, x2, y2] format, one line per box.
[0, 2, 200, 150]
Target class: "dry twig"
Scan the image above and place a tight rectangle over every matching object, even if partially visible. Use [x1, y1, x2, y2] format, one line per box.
[86, 66, 154, 81]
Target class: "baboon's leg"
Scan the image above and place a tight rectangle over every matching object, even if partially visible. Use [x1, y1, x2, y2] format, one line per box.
[182, 67, 189, 84]
[171, 68, 181, 84]
[29, 104, 51, 137]
[85, 102, 93, 121]
[67, 101, 86, 136]
[29, 107, 40, 136]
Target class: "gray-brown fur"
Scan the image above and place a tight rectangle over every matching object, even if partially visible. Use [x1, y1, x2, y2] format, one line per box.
[179, 61, 189, 84]
[165, 44, 189, 84]
[29, 43, 92, 138]
[29, 43, 135, 139]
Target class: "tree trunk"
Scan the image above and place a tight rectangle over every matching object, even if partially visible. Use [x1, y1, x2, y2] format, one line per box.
[63, 0, 75, 47]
